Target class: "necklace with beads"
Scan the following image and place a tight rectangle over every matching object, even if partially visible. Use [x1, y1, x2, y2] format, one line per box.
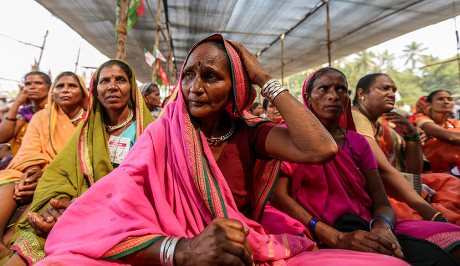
[105, 110, 133, 131]
[206, 118, 235, 146]
[69, 108, 85, 124]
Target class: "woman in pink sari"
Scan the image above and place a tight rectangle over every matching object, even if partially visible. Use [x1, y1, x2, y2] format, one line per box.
[35, 36, 409, 265]
[262, 68, 460, 264]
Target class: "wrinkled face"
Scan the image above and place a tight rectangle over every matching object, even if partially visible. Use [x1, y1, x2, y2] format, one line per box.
[181, 43, 232, 118]
[362, 75, 396, 114]
[305, 71, 348, 122]
[24, 74, 49, 101]
[96, 65, 131, 111]
[251, 104, 264, 116]
[430, 91, 454, 114]
[53, 75, 84, 109]
[266, 102, 283, 124]
[143, 87, 161, 110]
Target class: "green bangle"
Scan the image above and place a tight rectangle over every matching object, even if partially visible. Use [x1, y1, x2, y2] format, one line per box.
[404, 131, 420, 142]
[4, 117, 17, 121]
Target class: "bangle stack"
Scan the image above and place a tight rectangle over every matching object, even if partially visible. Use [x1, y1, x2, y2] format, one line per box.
[307, 217, 322, 242]
[261, 79, 288, 102]
[160, 236, 183, 266]
[369, 216, 394, 231]
[403, 131, 421, 142]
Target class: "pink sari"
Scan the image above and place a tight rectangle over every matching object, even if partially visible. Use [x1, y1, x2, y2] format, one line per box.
[262, 69, 460, 254]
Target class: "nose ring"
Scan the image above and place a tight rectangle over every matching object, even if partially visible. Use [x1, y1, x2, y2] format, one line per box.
[198, 87, 204, 92]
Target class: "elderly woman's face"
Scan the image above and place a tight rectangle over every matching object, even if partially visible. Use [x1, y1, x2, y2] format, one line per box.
[53, 75, 84, 109]
[305, 71, 348, 121]
[96, 64, 131, 111]
[362, 75, 396, 114]
[430, 91, 454, 114]
[181, 42, 232, 118]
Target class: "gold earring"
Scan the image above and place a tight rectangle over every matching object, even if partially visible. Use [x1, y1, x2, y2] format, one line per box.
[360, 96, 365, 101]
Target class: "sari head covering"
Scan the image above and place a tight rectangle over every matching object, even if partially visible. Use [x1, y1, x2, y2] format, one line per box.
[42, 35, 316, 264]
[9, 61, 154, 264]
[0, 72, 89, 186]
[302, 68, 355, 131]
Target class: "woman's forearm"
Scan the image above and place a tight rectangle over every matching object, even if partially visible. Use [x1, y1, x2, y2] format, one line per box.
[404, 142, 423, 175]
[0, 101, 22, 142]
[366, 136, 437, 221]
[268, 91, 337, 164]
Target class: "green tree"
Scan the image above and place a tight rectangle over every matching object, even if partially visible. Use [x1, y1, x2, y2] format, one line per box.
[354, 50, 377, 75]
[420, 55, 460, 94]
[402, 41, 427, 71]
[378, 50, 395, 72]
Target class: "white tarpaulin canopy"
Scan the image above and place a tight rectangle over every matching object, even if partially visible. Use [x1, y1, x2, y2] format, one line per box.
[36, 0, 460, 82]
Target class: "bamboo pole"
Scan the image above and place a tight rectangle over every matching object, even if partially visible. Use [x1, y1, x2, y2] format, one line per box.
[116, 0, 128, 60]
[152, 0, 163, 83]
[280, 33, 285, 85]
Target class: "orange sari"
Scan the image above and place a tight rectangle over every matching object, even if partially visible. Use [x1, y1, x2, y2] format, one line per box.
[375, 120, 460, 225]
[416, 116, 460, 173]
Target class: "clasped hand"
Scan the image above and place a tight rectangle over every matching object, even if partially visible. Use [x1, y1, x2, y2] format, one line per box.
[14, 166, 42, 204]
[336, 226, 403, 259]
[28, 197, 72, 238]
[175, 217, 253, 266]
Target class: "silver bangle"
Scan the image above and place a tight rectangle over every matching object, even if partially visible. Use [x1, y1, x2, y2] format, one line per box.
[160, 236, 183, 266]
[261, 79, 288, 102]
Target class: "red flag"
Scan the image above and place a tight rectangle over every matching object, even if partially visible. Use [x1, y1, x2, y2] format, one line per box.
[155, 59, 169, 87]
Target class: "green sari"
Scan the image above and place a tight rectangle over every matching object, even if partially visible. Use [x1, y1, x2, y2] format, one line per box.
[8, 60, 154, 264]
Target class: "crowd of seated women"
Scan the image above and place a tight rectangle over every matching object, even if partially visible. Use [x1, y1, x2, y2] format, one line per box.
[0, 35, 459, 265]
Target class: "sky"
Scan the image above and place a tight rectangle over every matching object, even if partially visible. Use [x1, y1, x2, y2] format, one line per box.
[0, 0, 459, 93]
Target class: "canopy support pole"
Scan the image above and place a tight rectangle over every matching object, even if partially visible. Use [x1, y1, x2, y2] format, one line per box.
[281, 33, 285, 85]
[326, 0, 331, 66]
[116, 0, 128, 60]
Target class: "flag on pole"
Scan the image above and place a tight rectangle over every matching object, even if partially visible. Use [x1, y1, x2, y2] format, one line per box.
[153, 45, 166, 62]
[155, 59, 169, 87]
[31, 58, 39, 71]
[116, 0, 145, 34]
[144, 48, 155, 67]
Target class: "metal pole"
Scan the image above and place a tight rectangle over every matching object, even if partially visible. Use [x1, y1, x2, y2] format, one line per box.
[326, 0, 331, 66]
[37, 30, 49, 67]
[75, 40, 82, 73]
[455, 17, 460, 81]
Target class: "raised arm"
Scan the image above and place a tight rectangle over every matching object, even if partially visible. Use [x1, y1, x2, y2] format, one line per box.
[0, 90, 28, 143]
[230, 41, 337, 164]
[382, 112, 423, 175]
